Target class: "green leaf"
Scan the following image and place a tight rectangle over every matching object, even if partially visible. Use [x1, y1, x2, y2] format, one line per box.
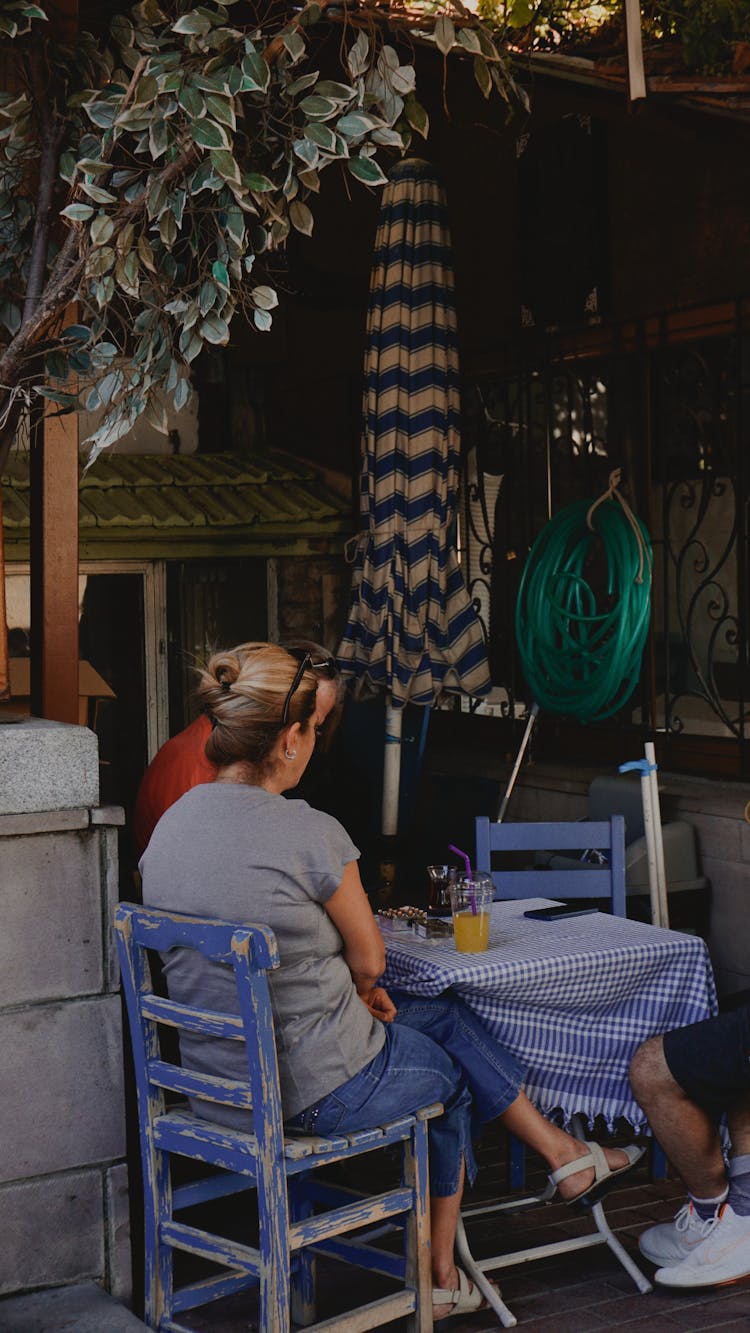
[456, 28, 482, 54]
[133, 74, 158, 105]
[83, 99, 118, 129]
[405, 96, 429, 139]
[61, 203, 95, 222]
[283, 29, 306, 63]
[241, 53, 269, 93]
[59, 151, 77, 184]
[336, 112, 378, 139]
[80, 182, 117, 204]
[252, 285, 278, 311]
[316, 80, 356, 102]
[246, 172, 274, 192]
[286, 72, 319, 97]
[205, 93, 236, 129]
[200, 314, 229, 344]
[137, 233, 156, 272]
[347, 156, 387, 186]
[172, 12, 212, 36]
[91, 214, 114, 245]
[174, 377, 191, 411]
[35, 387, 79, 408]
[253, 308, 272, 332]
[474, 55, 491, 100]
[434, 16, 455, 55]
[347, 31, 369, 78]
[212, 259, 230, 290]
[299, 95, 338, 121]
[62, 324, 91, 343]
[199, 280, 218, 315]
[289, 199, 314, 236]
[149, 117, 168, 158]
[294, 137, 319, 167]
[304, 122, 336, 154]
[159, 211, 177, 247]
[192, 117, 229, 150]
[77, 158, 113, 176]
[178, 84, 204, 117]
[88, 245, 116, 277]
[210, 148, 241, 183]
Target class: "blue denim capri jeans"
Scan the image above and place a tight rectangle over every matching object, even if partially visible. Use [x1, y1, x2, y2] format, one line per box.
[286, 993, 527, 1197]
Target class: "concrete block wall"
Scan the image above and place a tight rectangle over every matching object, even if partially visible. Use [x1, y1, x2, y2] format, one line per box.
[0, 720, 130, 1300]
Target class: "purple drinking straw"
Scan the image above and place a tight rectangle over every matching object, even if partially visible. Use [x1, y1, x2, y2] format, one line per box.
[448, 844, 477, 914]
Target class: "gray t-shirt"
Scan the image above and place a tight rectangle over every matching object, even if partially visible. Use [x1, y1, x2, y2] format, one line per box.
[140, 783, 385, 1124]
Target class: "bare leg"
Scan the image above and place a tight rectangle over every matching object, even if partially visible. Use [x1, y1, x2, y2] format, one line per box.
[430, 1158, 465, 1291]
[430, 1159, 496, 1320]
[630, 1035, 726, 1197]
[500, 1089, 633, 1200]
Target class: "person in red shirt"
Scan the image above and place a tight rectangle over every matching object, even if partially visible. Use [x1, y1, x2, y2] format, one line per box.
[133, 641, 341, 861]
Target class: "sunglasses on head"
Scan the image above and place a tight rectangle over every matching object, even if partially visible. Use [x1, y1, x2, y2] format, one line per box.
[281, 649, 337, 727]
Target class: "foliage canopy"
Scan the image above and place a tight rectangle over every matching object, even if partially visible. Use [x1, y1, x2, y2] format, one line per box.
[0, 0, 524, 465]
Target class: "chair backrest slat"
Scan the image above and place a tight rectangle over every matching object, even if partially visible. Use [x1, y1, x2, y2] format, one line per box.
[476, 815, 627, 917]
[147, 1058, 252, 1107]
[142, 994, 244, 1039]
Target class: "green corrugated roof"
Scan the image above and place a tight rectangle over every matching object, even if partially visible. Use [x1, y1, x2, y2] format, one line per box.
[2, 450, 352, 560]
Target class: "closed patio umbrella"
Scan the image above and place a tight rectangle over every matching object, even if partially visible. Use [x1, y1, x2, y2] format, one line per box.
[337, 158, 490, 836]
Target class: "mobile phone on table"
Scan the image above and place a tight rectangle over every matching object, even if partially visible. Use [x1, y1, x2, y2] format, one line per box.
[523, 905, 599, 921]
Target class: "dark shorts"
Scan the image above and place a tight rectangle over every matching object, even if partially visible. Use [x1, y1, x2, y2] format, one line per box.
[663, 1003, 750, 1119]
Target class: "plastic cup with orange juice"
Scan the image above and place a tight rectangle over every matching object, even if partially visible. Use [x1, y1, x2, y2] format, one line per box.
[449, 876, 494, 953]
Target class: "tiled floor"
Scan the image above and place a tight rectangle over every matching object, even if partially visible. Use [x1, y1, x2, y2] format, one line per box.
[176, 1134, 750, 1332]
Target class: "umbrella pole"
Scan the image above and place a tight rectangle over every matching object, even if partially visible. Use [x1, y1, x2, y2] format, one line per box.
[382, 700, 403, 836]
[495, 702, 539, 822]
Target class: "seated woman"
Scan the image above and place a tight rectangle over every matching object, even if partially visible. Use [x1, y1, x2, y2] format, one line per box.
[140, 642, 643, 1323]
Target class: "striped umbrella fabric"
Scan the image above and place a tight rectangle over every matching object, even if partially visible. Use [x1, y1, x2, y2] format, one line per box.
[337, 157, 491, 709]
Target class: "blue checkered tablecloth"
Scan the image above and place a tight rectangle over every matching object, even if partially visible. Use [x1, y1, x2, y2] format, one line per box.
[381, 899, 718, 1133]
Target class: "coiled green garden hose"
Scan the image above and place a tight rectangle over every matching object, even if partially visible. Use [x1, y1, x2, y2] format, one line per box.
[515, 483, 653, 723]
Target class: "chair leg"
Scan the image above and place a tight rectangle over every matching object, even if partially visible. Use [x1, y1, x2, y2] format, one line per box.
[651, 1140, 668, 1181]
[257, 1176, 292, 1333]
[508, 1134, 526, 1190]
[402, 1118, 433, 1333]
[289, 1174, 317, 1327]
[143, 1144, 173, 1331]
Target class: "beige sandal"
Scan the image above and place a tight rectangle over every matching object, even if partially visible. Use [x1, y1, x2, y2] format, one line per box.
[549, 1140, 645, 1208]
[433, 1266, 490, 1321]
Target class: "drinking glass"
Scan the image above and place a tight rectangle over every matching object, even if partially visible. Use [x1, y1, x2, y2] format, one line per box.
[449, 876, 494, 952]
[426, 864, 456, 916]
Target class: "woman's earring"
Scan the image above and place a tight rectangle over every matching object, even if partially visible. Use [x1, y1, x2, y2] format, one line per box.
[285, 748, 297, 761]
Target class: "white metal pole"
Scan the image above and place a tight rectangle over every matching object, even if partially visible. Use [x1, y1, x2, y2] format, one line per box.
[382, 701, 403, 836]
[645, 741, 669, 928]
[496, 702, 540, 823]
[639, 763, 661, 927]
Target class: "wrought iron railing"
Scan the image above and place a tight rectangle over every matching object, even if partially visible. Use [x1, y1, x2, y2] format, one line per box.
[459, 300, 750, 776]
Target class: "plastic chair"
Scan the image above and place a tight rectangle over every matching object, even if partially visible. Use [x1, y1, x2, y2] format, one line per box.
[475, 815, 627, 916]
[115, 903, 440, 1333]
[547, 775, 711, 934]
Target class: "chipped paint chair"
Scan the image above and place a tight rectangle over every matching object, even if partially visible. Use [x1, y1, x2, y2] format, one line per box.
[115, 903, 440, 1333]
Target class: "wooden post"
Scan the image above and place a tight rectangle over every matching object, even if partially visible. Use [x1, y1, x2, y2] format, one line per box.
[0, 484, 8, 700]
[28, 0, 80, 725]
[29, 404, 79, 723]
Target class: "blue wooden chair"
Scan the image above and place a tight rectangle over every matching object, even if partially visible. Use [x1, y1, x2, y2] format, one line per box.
[473, 815, 668, 1188]
[115, 903, 440, 1333]
[475, 815, 628, 917]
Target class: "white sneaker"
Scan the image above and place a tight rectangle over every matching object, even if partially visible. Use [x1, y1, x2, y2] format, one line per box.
[655, 1203, 750, 1288]
[639, 1201, 721, 1266]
